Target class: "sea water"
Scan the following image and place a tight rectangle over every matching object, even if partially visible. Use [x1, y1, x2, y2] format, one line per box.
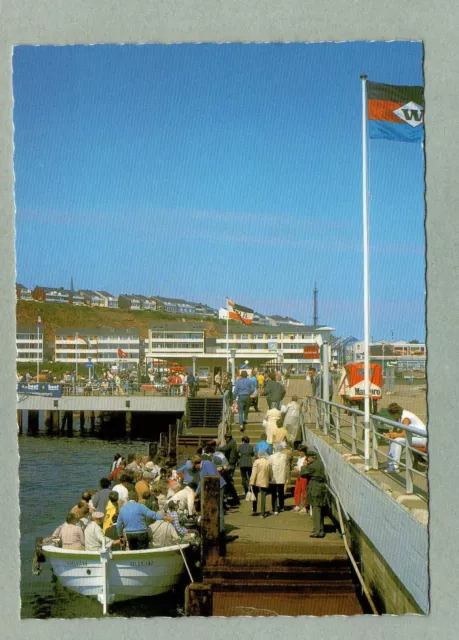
[19, 435, 184, 618]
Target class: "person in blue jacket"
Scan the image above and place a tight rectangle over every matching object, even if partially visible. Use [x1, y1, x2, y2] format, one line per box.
[233, 370, 256, 431]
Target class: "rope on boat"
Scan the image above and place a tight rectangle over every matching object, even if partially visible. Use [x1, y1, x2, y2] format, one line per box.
[177, 540, 194, 583]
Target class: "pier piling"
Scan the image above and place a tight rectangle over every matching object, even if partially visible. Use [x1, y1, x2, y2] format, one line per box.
[17, 409, 23, 435]
[125, 411, 132, 440]
[184, 583, 213, 616]
[27, 410, 39, 436]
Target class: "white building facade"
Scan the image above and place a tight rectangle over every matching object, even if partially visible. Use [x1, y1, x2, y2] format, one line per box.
[16, 324, 44, 362]
[55, 328, 140, 364]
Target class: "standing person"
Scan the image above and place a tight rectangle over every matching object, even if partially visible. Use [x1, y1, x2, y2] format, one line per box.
[257, 370, 265, 392]
[51, 512, 85, 550]
[282, 395, 302, 447]
[249, 370, 259, 412]
[300, 450, 327, 538]
[269, 444, 290, 515]
[292, 445, 309, 512]
[186, 371, 196, 397]
[262, 403, 282, 449]
[254, 432, 272, 457]
[249, 450, 271, 518]
[103, 491, 120, 532]
[383, 403, 427, 473]
[238, 436, 254, 495]
[214, 370, 222, 395]
[262, 373, 286, 410]
[232, 370, 256, 431]
[112, 474, 130, 506]
[285, 368, 292, 389]
[91, 478, 111, 514]
[117, 491, 174, 550]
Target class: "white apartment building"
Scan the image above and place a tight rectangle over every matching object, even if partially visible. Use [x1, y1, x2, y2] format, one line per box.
[216, 324, 335, 372]
[16, 324, 44, 362]
[55, 328, 140, 364]
[143, 321, 334, 377]
[94, 291, 118, 308]
[144, 323, 206, 364]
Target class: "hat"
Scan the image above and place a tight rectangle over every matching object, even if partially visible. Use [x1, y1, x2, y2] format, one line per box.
[143, 471, 154, 479]
[145, 461, 155, 470]
[92, 511, 105, 520]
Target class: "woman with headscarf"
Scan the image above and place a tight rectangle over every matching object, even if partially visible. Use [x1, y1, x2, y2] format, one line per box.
[249, 450, 271, 518]
[269, 444, 290, 515]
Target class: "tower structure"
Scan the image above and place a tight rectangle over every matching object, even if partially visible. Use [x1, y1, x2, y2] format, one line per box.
[313, 282, 318, 327]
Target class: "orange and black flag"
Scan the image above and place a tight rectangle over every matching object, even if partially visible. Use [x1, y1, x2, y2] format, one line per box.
[117, 347, 128, 358]
[367, 80, 424, 143]
[226, 299, 254, 325]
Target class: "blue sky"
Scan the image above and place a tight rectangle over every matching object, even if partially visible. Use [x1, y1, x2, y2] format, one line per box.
[13, 42, 425, 340]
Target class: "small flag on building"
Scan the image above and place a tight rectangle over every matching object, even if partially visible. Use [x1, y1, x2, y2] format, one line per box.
[367, 80, 424, 143]
[77, 334, 90, 346]
[227, 299, 254, 325]
[117, 347, 128, 358]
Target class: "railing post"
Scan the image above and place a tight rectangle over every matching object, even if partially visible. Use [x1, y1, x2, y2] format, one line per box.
[370, 417, 378, 469]
[335, 406, 341, 444]
[351, 414, 357, 454]
[323, 400, 329, 435]
[405, 430, 414, 494]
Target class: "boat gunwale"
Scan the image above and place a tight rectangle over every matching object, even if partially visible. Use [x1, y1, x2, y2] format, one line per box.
[42, 543, 190, 559]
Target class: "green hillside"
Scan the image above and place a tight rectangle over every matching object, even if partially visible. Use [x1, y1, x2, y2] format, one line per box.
[16, 300, 229, 340]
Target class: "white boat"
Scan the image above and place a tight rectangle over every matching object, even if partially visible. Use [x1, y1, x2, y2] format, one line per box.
[42, 542, 191, 613]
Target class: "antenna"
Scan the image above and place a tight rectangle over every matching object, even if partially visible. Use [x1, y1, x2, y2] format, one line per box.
[313, 282, 318, 326]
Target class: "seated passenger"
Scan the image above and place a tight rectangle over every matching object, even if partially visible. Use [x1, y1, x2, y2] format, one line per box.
[85, 511, 118, 551]
[148, 519, 180, 548]
[167, 482, 197, 516]
[51, 512, 85, 550]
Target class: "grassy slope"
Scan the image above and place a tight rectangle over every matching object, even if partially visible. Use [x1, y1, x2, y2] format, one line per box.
[16, 300, 234, 341]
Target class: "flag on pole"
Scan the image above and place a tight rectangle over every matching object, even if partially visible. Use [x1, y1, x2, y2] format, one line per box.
[117, 347, 128, 358]
[226, 299, 254, 325]
[76, 334, 90, 346]
[367, 80, 424, 143]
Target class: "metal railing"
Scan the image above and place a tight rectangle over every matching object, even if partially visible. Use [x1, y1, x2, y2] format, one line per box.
[60, 382, 191, 397]
[302, 396, 428, 498]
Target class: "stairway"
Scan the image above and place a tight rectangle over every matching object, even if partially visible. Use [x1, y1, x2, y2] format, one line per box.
[186, 397, 223, 431]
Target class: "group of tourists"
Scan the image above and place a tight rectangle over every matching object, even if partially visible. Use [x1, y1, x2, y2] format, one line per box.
[46, 451, 202, 552]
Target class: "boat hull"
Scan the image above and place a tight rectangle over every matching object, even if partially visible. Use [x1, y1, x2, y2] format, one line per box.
[42, 544, 190, 602]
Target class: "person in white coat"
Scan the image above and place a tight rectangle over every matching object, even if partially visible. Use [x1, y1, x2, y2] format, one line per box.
[282, 395, 301, 446]
[269, 444, 290, 514]
[262, 403, 282, 447]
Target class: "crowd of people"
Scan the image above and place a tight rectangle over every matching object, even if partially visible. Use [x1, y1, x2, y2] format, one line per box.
[45, 452, 203, 552]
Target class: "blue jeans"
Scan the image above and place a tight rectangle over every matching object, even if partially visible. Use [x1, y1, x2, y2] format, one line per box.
[237, 395, 251, 426]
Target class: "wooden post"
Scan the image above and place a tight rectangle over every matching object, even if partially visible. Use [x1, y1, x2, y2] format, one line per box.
[201, 475, 222, 565]
[125, 411, 132, 439]
[79, 411, 86, 433]
[28, 410, 39, 435]
[52, 410, 60, 434]
[17, 410, 23, 436]
[184, 583, 213, 616]
[44, 410, 53, 433]
[63, 411, 73, 435]
[90, 411, 96, 432]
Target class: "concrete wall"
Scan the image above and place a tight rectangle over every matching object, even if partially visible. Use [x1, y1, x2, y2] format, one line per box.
[17, 395, 187, 413]
[306, 428, 429, 614]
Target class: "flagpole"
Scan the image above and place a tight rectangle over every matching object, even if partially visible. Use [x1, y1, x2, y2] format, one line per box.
[361, 73, 371, 471]
[37, 317, 40, 381]
[226, 300, 229, 374]
[75, 333, 78, 391]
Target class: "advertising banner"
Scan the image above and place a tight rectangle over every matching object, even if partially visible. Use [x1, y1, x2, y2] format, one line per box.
[17, 383, 63, 397]
[303, 345, 320, 359]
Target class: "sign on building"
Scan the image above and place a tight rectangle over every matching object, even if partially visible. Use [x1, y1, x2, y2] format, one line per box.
[303, 345, 320, 359]
[17, 382, 63, 397]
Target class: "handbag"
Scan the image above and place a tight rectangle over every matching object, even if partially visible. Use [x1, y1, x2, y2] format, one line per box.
[245, 488, 256, 502]
[232, 400, 239, 414]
